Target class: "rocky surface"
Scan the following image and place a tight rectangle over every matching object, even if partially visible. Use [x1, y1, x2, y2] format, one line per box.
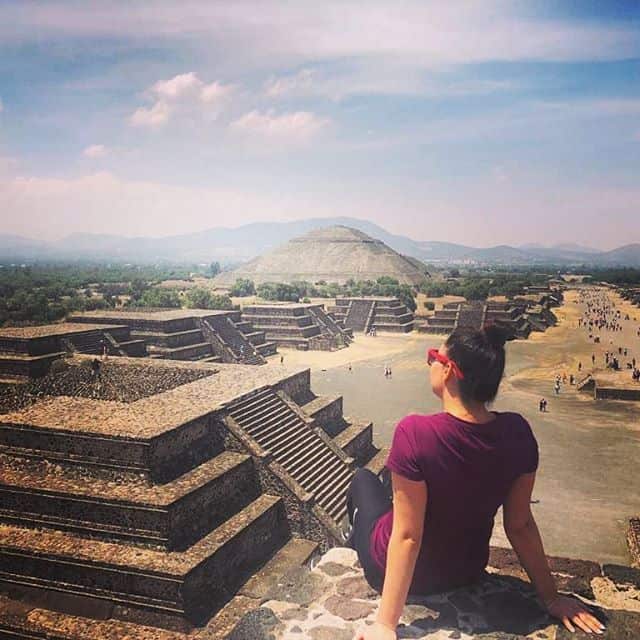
[230, 546, 640, 639]
[0, 356, 307, 437]
[0, 359, 214, 412]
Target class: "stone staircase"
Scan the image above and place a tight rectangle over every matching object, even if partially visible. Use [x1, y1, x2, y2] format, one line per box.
[226, 388, 354, 523]
[0, 400, 308, 632]
[344, 299, 376, 332]
[202, 317, 266, 365]
[0, 360, 386, 638]
[304, 305, 352, 346]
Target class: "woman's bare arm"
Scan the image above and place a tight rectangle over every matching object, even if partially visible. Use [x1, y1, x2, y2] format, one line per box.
[503, 473, 605, 634]
[359, 472, 427, 639]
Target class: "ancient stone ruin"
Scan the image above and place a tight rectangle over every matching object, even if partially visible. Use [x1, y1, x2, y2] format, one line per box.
[235, 545, 640, 639]
[0, 356, 384, 638]
[241, 303, 353, 351]
[0, 322, 146, 383]
[70, 309, 277, 365]
[418, 293, 561, 339]
[214, 225, 429, 287]
[328, 297, 415, 334]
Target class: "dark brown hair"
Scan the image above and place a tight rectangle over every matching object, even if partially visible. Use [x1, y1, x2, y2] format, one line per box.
[444, 324, 507, 403]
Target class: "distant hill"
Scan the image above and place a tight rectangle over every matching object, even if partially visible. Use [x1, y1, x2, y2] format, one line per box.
[1, 218, 639, 266]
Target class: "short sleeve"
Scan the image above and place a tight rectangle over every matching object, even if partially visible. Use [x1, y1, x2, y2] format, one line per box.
[385, 416, 423, 481]
[520, 418, 539, 474]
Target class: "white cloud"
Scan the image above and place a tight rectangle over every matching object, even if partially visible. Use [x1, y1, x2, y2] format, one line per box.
[130, 72, 233, 127]
[200, 81, 233, 104]
[2, 2, 639, 70]
[153, 71, 202, 99]
[230, 110, 329, 142]
[83, 144, 108, 158]
[129, 100, 171, 128]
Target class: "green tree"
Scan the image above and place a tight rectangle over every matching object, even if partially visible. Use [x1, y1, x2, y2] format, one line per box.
[229, 278, 256, 297]
[137, 288, 182, 308]
[209, 261, 221, 277]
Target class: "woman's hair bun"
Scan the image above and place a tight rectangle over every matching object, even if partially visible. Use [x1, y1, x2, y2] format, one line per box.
[482, 323, 507, 349]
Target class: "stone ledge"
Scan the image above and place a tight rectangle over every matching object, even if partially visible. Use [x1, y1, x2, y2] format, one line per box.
[230, 546, 640, 639]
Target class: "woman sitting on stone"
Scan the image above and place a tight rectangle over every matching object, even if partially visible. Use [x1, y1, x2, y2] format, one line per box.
[346, 325, 605, 639]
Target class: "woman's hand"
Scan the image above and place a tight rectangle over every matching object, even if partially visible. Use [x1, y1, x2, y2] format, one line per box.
[353, 621, 397, 640]
[545, 594, 605, 634]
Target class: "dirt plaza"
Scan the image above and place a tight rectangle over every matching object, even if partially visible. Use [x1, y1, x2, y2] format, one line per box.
[271, 287, 640, 566]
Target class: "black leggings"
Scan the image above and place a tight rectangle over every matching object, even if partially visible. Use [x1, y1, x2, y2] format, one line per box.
[345, 468, 392, 592]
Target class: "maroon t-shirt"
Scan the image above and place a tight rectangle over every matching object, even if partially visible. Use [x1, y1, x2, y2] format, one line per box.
[370, 411, 539, 594]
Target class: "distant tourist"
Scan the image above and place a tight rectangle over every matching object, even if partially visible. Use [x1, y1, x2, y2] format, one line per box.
[554, 380, 561, 395]
[280, 354, 284, 365]
[348, 363, 352, 372]
[538, 398, 547, 412]
[345, 325, 604, 638]
[578, 361, 582, 372]
[90, 358, 101, 380]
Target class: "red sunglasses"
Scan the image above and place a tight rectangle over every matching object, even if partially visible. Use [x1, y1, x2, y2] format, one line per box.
[427, 348, 465, 380]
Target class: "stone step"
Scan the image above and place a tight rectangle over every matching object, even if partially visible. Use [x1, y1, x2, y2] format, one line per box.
[255, 341, 277, 357]
[286, 438, 334, 478]
[364, 447, 388, 477]
[0, 537, 319, 639]
[200, 354, 222, 363]
[0, 352, 66, 379]
[302, 395, 344, 436]
[0, 451, 259, 549]
[131, 329, 204, 348]
[250, 415, 302, 447]
[300, 454, 350, 495]
[0, 414, 224, 483]
[228, 390, 352, 524]
[0, 495, 289, 625]
[227, 388, 273, 413]
[333, 419, 374, 464]
[115, 339, 147, 356]
[148, 342, 213, 361]
[242, 330, 266, 345]
[229, 398, 284, 428]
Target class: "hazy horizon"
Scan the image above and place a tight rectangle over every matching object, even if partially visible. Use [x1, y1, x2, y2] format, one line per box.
[0, 217, 616, 253]
[1, 2, 639, 249]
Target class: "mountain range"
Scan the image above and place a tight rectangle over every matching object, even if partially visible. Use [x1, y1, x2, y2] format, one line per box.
[1, 217, 639, 267]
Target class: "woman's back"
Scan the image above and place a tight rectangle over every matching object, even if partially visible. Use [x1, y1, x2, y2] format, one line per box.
[370, 411, 538, 594]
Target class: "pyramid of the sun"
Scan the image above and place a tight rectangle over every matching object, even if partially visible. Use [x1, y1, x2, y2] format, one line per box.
[215, 225, 428, 286]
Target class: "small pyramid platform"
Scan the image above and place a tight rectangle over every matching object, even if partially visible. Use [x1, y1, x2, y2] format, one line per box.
[0, 355, 384, 638]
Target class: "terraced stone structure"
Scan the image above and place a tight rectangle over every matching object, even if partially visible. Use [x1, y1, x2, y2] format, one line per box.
[214, 225, 429, 287]
[419, 301, 537, 339]
[329, 297, 415, 334]
[0, 356, 384, 638]
[69, 309, 277, 366]
[241, 303, 353, 351]
[0, 322, 146, 383]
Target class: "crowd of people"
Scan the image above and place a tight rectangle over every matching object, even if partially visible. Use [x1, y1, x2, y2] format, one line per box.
[578, 288, 640, 383]
[540, 288, 640, 410]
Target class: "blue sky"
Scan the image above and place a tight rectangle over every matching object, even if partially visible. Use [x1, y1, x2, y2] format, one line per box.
[0, 1, 639, 249]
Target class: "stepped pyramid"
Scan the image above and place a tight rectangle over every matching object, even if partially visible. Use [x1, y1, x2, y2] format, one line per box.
[0, 356, 385, 637]
[215, 225, 429, 286]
